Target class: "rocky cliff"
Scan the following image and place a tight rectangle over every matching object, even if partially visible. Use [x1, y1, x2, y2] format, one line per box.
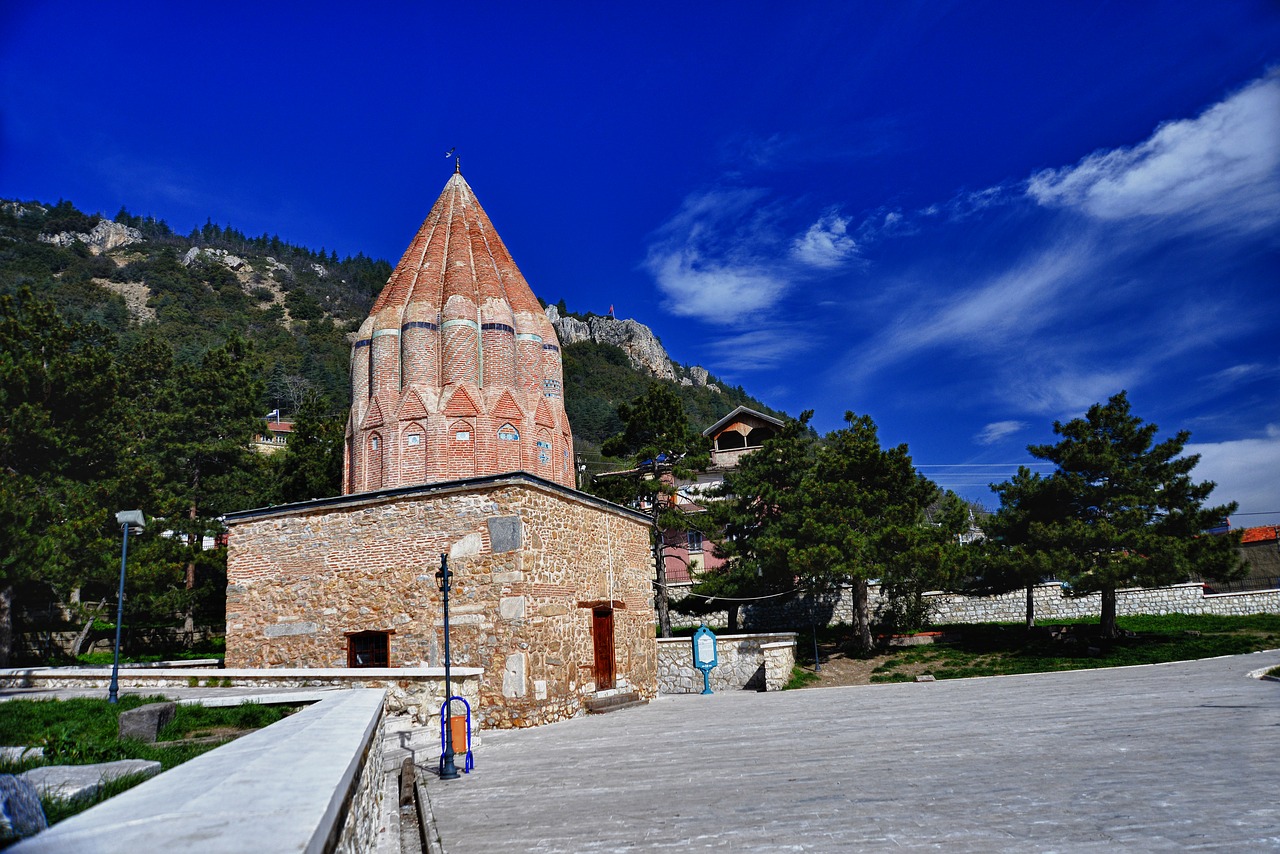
[545, 305, 718, 391]
[38, 220, 143, 254]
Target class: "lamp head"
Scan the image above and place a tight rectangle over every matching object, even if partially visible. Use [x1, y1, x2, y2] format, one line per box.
[116, 510, 145, 531]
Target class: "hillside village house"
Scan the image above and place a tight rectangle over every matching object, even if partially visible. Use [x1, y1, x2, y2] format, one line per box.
[663, 406, 783, 586]
[252, 418, 293, 454]
[223, 169, 656, 727]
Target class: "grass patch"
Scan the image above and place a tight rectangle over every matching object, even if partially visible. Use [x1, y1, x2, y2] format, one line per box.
[73, 637, 225, 667]
[781, 666, 820, 690]
[0, 695, 301, 826]
[868, 614, 1280, 683]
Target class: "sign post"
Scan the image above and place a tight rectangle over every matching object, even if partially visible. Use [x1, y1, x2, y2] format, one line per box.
[692, 625, 718, 695]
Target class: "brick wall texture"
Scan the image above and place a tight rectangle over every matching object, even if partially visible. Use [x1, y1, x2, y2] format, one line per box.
[224, 476, 657, 728]
[345, 172, 574, 493]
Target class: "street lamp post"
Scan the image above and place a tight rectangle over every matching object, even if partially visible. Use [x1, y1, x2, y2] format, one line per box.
[435, 553, 460, 781]
[109, 510, 145, 704]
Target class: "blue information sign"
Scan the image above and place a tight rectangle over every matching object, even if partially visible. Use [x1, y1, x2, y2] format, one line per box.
[692, 625, 718, 694]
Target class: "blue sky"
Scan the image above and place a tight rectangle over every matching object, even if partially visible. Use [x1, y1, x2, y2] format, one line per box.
[3, 2, 1278, 523]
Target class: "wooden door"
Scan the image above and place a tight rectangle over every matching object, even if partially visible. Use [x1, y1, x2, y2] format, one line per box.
[592, 607, 615, 691]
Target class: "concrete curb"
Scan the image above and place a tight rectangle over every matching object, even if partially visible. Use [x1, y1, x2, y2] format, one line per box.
[416, 778, 445, 854]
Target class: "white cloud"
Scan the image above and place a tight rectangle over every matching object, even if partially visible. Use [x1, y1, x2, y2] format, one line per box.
[1028, 70, 1280, 231]
[646, 250, 789, 324]
[1002, 367, 1139, 419]
[644, 187, 789, 324]
[647, 188, 860, 324]
[790, 212, 857, 269]
[975, 420, 1026, 445]
[1185, 426, 1280, 523]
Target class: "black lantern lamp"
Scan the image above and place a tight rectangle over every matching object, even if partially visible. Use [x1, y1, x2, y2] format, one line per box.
[435, 554, 460, 780]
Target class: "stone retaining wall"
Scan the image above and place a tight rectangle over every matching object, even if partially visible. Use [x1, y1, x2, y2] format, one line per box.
[656, 633, 796, 694]
[0, 666, 483, 728]
[707, 581, 1280, 631]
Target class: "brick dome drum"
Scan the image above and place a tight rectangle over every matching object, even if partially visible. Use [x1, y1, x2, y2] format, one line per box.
[344, 172, 574, 492]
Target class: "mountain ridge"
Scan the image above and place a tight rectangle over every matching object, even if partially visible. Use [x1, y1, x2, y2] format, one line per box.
[0, 196, 783, 451]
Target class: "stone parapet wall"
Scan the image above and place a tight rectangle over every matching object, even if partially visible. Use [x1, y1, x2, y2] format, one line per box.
[12, 690, 387, 853]
[336, 703, 385, 854]
[0, 666, 482, 728]
[760, 642, 795, 691]
[737, 582, 1280, 630]
[656, 633, 796, 694]
[920, 582, 1280, 623]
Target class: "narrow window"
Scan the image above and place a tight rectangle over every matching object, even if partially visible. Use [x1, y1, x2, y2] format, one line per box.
[688, 530, 704, 552]
[347, 631, 391, 667]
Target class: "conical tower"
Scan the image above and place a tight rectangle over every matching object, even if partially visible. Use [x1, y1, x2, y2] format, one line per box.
[344, 171, 574, 492]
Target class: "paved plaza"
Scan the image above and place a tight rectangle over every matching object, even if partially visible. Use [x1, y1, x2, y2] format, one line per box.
[423, 652, 1280, 852]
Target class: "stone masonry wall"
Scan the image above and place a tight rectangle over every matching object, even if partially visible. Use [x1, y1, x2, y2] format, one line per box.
[656, 633, 796, 694]
[672, 580, 1280, 632]
[224, 478, 656, 729]
[335, 703, 385, 854]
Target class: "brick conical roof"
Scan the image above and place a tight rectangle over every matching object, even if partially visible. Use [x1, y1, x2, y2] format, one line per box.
[344, 172, 574, 493]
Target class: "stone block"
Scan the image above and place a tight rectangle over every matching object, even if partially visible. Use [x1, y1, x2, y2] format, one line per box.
[264, 621, 318, 637]
[118, 701, 177, 743]
[450, 533, 483, 558]
[503, 652, 527, 698]
[487, 516, 522, 553]
[0, 774, 47, 842]
[22, 760, 162, 804]
[499, 596, 527, 620]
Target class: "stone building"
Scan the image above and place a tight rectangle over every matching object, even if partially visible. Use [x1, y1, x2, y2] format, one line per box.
[224, 171, 657, 727]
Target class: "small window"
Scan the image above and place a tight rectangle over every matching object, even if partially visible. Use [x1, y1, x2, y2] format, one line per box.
[498, 424, 520, 442]
[688, 531, 704, 552]
[371, 437, 380, 450]
[347, 631, 391, 668]
[406, 433, 422, 446]
[456, 431, 471, 441]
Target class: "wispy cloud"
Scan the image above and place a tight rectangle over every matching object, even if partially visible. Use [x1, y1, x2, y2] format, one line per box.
[644, 187, 788, 324]
[703, 325, 816, 372]
[790, 212, 857, 269]
[1027, 69, 1280, 232]
[1206, 362, 1280, 386]
[645, 187, 857, 324]
[1186, 425, 1280, 520]
[975, 420, 1026, 445]
[845, 237, 1094, 383]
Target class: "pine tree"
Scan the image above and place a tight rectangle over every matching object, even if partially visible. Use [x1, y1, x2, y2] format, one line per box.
[274, 392, 345, 503]
[600, 383, 711, 637]
[1022, 391, 1243, 638]
[974, 468, 1067, 629]
[0, 290, 124, 664]
[680, 412, 817, 630]
[790, 412, 937, 653]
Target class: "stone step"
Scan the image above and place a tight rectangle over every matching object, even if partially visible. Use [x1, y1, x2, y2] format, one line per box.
[584, 691, 646, 715]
